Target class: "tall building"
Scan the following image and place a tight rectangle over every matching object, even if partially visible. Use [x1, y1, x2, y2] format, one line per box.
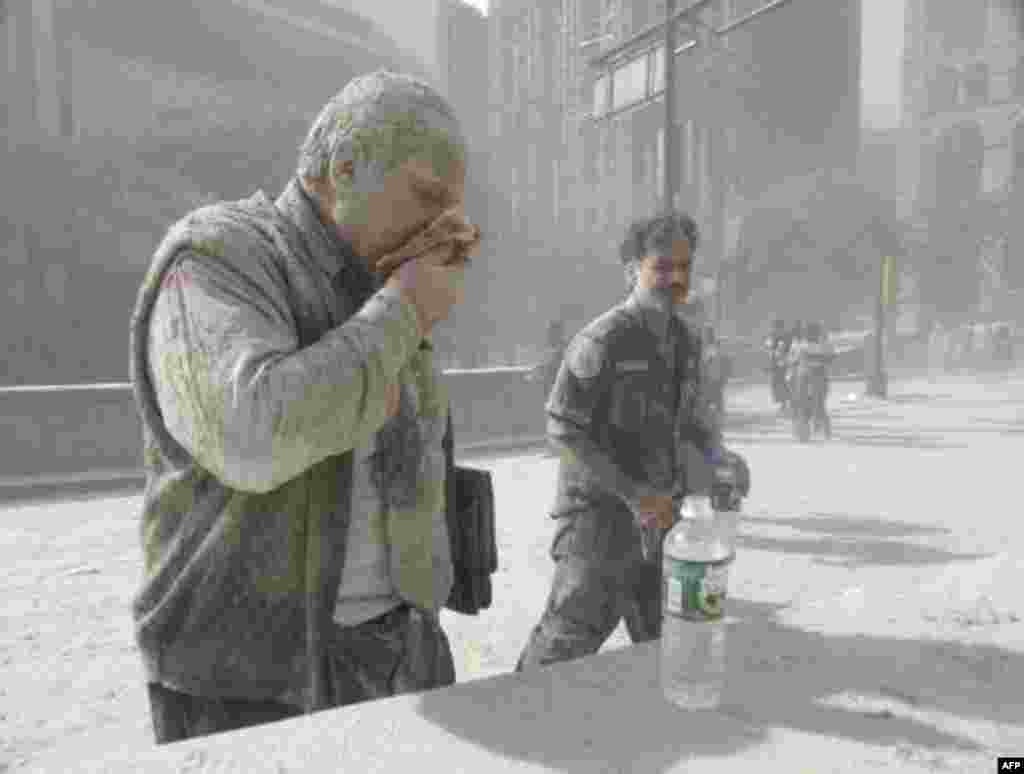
[900, 0, 1024, 322]
[432, 0, 495, 365]
[486, 0, 861, 339]
[0, 0, 439, 384]
[2, 0, 75, 141]
[330, 0, 444, 85]
[487, 0, 568, 349]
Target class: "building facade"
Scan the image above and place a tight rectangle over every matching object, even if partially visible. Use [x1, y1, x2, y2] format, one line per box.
[486, 0, 861, 343]
[900, 0, 1024, 323]
[1, 0, 437, 384]
[333, 0, 445, 84]
[431, 0, 495, 366]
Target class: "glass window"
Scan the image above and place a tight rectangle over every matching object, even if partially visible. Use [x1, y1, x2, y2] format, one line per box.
[44, 263, 67, 306]
[612, 54, 647, 110]
[684, 119, 695, 186]
[1012, 122, 1024, 182]
[650, 45, 666, 95]
[593, 74, 609, 116]
[983, 144, 1012, 193]
[656, 127, 665, 198]
[964, 62, 990, 104]
[552, 159, 561, 220]
[990, 69, 1013, 102]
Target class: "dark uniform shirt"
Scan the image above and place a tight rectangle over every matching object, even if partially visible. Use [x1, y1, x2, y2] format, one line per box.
[544, 286, 721, 560]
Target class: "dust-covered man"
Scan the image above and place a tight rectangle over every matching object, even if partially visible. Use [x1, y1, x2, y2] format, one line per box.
[130, 71, 481, 743]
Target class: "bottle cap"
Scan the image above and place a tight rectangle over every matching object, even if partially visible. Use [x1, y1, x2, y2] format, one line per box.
[682, 494, 714, 521]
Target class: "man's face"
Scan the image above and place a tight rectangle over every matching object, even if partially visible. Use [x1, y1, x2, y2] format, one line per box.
[363, 154, 466, 263]
[326, 153, 467, 266]
[636, 238, 691, 304]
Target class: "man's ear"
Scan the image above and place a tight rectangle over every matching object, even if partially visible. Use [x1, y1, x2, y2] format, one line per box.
[306, 159, 354, 190]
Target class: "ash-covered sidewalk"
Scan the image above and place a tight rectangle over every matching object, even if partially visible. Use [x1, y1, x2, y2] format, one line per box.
[4, 372, 1024, 772]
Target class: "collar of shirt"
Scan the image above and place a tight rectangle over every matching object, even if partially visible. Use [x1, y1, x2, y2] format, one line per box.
[276, 177, 377, 289]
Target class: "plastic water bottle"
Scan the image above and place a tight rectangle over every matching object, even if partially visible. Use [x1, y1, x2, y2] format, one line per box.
[660, 494, 736, 710]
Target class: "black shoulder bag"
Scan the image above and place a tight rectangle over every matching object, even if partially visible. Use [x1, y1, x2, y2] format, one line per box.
[442, 410, 498, 615]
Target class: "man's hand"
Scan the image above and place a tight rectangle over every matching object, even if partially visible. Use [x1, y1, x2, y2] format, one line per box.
[632, 493, 675, 530]
[386, 242, 466, 335]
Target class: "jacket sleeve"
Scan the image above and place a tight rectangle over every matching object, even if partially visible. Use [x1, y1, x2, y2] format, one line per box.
[545, 334, 656, 509]
[147, 251, 421, 494]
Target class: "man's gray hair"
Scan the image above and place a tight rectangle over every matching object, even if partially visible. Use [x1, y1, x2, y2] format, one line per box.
[619, 211, 700, 288]
[296, 70, 465, 182]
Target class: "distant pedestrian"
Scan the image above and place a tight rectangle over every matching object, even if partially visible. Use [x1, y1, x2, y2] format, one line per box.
[994, 323, 1014, 368]
[786, 320, 807, 405]
[764, 319, 791, 411]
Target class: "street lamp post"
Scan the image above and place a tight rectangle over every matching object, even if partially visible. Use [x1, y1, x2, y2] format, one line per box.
[586, 0, 795, 242]
[663, 0, 677, 214]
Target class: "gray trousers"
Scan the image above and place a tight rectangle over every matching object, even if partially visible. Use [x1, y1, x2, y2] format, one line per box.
[147, 604, 454, 744]
[516, 514, 662, 671]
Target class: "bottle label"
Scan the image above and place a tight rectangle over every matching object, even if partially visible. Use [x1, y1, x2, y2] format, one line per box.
[663, 555, 733, 621]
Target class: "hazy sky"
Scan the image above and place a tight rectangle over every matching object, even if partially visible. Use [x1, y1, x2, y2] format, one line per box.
[463, 0, 488, 14]
[861, 0, 905, 129]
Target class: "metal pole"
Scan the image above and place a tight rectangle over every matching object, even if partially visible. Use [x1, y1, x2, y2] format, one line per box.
[588, 0, 716, 68]
[716, 0, 796, 36]
[663, 0, 677, 213]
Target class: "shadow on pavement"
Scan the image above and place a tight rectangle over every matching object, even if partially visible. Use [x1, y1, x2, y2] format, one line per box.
[829, 429, 968, 451]
[723, 410, 780, 434]
[881, 391, 954, 405]
[745, 512, 949, 538]
[720, 598, 1020, 746]
[417, 596, 1006, 773]
[738, 512, 988, 569]
[736, 532, 990, 569]
[726, 425, 968, 450]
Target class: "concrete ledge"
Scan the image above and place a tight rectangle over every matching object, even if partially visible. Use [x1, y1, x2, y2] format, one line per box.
[55, 640, 955, 774]
[0, 369, 547, 486]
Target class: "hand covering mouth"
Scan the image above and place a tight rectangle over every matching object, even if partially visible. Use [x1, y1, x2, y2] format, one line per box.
[374, 208, 482, 279]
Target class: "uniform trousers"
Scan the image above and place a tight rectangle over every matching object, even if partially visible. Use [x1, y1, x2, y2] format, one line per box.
[516, 511, 662, 670]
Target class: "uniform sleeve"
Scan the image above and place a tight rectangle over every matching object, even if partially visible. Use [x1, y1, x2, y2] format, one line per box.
[545, 333, 656, 508]
[545, 334, 605, 429]
[147, 252, 421, 494]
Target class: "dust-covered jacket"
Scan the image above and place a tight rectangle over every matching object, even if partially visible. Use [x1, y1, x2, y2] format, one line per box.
[128, 180, 452, 712]
[544, 291, 721, 560]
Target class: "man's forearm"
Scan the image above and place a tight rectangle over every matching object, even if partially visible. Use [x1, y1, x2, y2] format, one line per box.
[152, 272, 422, 494]
[244, 288, 423, 489]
